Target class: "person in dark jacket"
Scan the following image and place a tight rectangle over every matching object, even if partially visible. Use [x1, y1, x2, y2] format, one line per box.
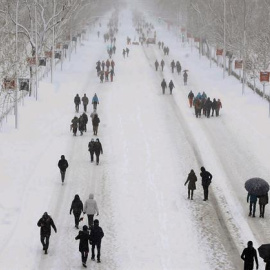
[200, 167, 212, 201]
[94, 138, 103, 165]
[211, 98, 217, 117]
[88, 138, 95, 162]
[71, 116, 79, 136]
[74, 94, 81, 113]
[79, 115, 85, 136]
[188, 90, 194, 108]
[155, 60, 159, 71]
[264, 257, 270, 270]
[58, 155, 69, 184]
[168, 80, 175, 95]
[183, 70, 188, 85]
[82, 94, 89, 112]
[70, 194, 83, 229]
[161, 79, 167, 94]
[37, 212, 57, 254]
[241, 241, 259, 270]
[176, 61, 181, 75]
[171, 60, 175, 73]
[75, 225, 91, 268]
[247, 193, 258, 217]
[92, 114, 100, 136]
[204, 97, 212, 118]
[82, 112, 88, 132]
[90, 219, 104, 263]
[161, 59, 165, 71]
[126, 47, 130, 57]
[259, 193, 268, 218]
[184, 169, 197, 200]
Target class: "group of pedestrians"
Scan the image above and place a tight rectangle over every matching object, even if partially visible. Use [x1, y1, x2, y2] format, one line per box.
[188, 91, 223, 118]
[96, 59, 115, 82]
[184, 167, 212, 201]
[247, 192, 269, 218]
[170, 60, 182, 75]
[122, 47, 130, 58]
[161, 78, 175, 95]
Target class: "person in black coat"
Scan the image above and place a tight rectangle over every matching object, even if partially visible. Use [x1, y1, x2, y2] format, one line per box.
[200, 167, 212, 201]
[70, 194, 83, 229]
[211, 98, 217, 117]
[155, 60, 159, 71]
[92, 114, 100, 136]
[82, 112, 88, 132]
[204, 98, 212, 118]
[168, 80, 175, 95]
[241, 241, 259, 270]
[58, 155, 69, 184]
[74, 94, 81, 113]
[161, 79, 167, 94]
[75, 225, 91, 268]
[37, 212, 57, 254]
[184, 169, 197, 200]
[161, 59, 165, 71]
[259, 193, 268, 218]
[88, 138, 95, 162]
[94, 138, 103, 165]
[90, 219, 104, 263]
[183, 71, 188, 85]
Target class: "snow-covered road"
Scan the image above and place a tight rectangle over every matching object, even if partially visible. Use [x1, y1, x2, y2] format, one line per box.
[1, 8, 270, 270]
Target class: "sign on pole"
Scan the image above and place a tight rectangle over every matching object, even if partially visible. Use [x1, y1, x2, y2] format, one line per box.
[260, 71, 270, 82]
[235, 60, 243, 69]
[216, 49, 223, 56]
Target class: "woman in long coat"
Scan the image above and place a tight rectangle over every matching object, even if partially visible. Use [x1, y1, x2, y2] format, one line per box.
[184, 169, 197, 200]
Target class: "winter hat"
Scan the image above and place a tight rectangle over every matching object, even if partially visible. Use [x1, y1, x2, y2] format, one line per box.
[201, 167, 205, 172]
[94, 219, 99, 225]
[43, 212, 48, 217]
[83, 225, 88, 231]
[61, 155, 65, 159]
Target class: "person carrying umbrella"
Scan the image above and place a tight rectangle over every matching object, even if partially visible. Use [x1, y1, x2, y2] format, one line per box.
[247, 193, 258, 217]
[241, 241, 259, 270]
[258, 244, 270, 269]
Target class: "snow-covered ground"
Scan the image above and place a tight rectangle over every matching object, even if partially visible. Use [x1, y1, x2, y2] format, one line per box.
[0, 8, 270, 270]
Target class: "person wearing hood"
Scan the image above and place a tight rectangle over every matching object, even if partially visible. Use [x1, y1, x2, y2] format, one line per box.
[74, 94, 81, 113]
[92, 114, 100, 136]
[154, 60, 159, 71]
[90, 219, 104, 263]
[94, 138, 103, 165]
[75, 225, 91, 268]
[58, 155, 69, 184]
[168, 80, 175, 95]
[70, 194, 83, 229]
[82, 94, 89, 113]
[184, 169, 197, 200]
[37, 212, 57, 254]
[83, 194, 99, 227]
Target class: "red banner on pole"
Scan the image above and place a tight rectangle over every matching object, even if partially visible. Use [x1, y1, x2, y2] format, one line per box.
[235, 60, 243, 69]
[260, 72, 270, 82]
[216, 49, 223, 56]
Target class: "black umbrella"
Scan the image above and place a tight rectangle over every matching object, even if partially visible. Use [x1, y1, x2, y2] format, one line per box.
[245, 178, 269, 196]
[258, 244, 270, 260]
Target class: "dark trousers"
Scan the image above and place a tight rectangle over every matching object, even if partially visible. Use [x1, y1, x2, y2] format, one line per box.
[91, 242, 101, 260]
[203, 186, 209, 200]
[87, 214, 94, 227]
[81, 250, 88, 264]
[188, 189, 194, 199]
[41, 234, 50, 250]
[83, 104, 87, 112]
[93, 126, 98, 135]
[75, 104, 79, 112]
[95, 153, 100, 164]
[249, 202, 256, 216]
[60, 170, 66, 182]
[244, 261, 254, 270]
[162, 87, 165, 94]
[259, 204, 265, 217]
[90, 151, 94, 162]
[93, 103, 97, 110]
[74, 212, 81, 226]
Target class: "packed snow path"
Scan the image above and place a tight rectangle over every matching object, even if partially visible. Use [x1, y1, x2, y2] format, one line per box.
[1, 9, 270, 270]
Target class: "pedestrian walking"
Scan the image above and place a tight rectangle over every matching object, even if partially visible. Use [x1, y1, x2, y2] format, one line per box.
[94, 138, 103, 165]
[183, 70, 188, 85]
[126, 47, 130, 57]
[171, 60, 175, 73]
[90, 219, 104, 263]
[110, 69, 115, 82]
[79, 115, 85, 136]
[83, 194, 99, 228]
[247, 193, 258, 217]
[37, 212, 57, 254]
[92, 114, 100, 136]
[168, 80, 175, 95]
[184, 169, 197, 200]
[92, 93, 99, 110]
[74, 94, 81, 113]
[122, 49, 126, 58]
[100, 71, 104, 83]
[241, 241, 259, 270]
[58, 155, 69, 184]
[158, 41, 161, 49]
[155, 60, 159, 71]
[188, 90, 194, 108]
[161, 79, 167, 94]
[176, 61, 182, 75]
[82, 112, 88, 132]
[111, 60, 115, 72]
[70, 194, 83, 229]
[216, 99, 222, 116]
[71, 116, 79, 136]
[211, 98, 217, 116]
[88, 138, 95, 162]
[75, 225, 91, 268]
[82, 94, 89, 112]
[200, 167, 212, 201]
[161, 59, 165, 71]
[259, 193, 268, 218]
